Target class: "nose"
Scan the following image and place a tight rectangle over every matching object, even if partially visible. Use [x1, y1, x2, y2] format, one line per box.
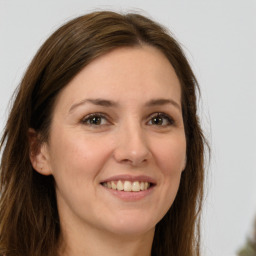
[113, 122, 152, 166]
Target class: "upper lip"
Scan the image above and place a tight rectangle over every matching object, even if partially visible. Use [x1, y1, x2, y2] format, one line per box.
[100, 174, 157, 185]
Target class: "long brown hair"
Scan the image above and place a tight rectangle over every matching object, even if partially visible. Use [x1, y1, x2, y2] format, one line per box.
[0, 11, 207, 256]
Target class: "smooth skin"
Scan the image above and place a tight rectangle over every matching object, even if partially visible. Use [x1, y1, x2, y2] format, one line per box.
[30, 45, 187, 256]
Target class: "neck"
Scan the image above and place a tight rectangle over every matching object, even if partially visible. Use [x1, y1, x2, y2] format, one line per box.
[58, 222, 155, 256]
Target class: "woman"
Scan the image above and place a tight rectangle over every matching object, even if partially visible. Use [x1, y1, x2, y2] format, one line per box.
[0, 11, 206, 256]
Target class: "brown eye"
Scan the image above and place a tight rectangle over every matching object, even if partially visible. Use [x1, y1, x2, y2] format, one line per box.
[148, 113, 174, 126]
[89, 116, 102, 125]
[151, 116, 164, 125]
[82, 114, 108, 126]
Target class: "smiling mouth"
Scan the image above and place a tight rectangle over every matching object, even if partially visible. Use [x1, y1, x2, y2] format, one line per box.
[101, 180, 153, 192]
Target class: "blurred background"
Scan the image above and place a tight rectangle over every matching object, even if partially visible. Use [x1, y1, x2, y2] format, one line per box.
[0, 0, 255, 255]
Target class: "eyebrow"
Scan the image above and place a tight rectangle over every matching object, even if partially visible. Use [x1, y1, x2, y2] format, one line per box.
[145, 98, 181, 110]
[69, 98, 181, 113]
[69, 99, 118, 113]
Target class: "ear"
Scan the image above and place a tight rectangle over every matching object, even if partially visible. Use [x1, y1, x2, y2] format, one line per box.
[28, 128, 52, 176]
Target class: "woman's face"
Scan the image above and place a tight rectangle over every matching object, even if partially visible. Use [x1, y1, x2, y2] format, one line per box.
[37, 45, 186, 238]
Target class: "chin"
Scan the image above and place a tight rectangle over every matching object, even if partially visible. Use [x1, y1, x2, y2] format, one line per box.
[104, 213, 157, 237]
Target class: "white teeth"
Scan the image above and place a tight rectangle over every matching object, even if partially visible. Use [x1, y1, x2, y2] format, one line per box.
[132, 181, 140, 192]
[102, 180, 151, 192]
[111, 181, 117, 190]
[117, 180, 124, 191]
[124, 181, 132, 192]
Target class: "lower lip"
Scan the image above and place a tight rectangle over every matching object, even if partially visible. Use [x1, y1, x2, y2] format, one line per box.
[101, 185, 154, 201]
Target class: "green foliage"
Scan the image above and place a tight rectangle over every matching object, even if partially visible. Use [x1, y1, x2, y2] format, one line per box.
[237, 239, 256, 256]
[237, 216, 256, 256]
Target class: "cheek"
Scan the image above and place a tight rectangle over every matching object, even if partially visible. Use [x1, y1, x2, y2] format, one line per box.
[152, 134, 186, 175]
[48, 129, 113, 186]
[151, 134, 186, 210]
[48, 130, 114, 217]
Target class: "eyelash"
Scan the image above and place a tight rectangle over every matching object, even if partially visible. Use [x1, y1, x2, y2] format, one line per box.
[81, 113, 109, 126]
[147, 113, 175, 126]
[81, 112, 175, 127]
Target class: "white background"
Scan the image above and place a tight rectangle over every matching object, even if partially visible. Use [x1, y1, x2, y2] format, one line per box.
[0, 1, 255, 255]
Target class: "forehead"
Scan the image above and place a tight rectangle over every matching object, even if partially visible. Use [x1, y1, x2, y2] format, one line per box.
[54, 45, 181, 111]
